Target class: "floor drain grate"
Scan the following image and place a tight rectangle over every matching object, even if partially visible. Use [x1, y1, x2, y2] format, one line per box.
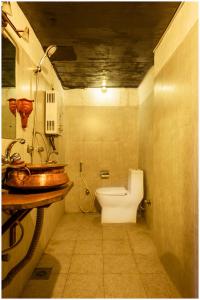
[30, 267, 52, 280]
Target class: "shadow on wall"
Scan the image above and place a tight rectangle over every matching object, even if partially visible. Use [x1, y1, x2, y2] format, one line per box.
[94, 197, 101, 213]
[160, 253, 183, 297]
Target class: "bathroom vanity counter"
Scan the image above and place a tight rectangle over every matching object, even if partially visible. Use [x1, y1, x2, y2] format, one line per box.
[2, 181, 73, 210]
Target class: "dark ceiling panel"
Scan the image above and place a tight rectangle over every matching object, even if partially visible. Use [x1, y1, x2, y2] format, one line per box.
[19, 2, 180, 89]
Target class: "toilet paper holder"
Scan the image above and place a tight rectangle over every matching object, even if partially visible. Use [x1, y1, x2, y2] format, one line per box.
[100, 170, 110, 179]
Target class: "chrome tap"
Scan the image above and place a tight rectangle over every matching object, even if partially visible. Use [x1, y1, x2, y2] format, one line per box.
[3, 138, 26, 164]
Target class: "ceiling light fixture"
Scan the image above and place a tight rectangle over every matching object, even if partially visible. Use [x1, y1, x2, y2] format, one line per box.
[101, 71, 107, 93]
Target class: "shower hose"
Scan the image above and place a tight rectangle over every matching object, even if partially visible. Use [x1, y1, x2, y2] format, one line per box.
[2, 207, 44, 289]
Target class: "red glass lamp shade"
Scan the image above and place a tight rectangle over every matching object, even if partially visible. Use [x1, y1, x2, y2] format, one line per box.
[8, 98, 17, 116]
[16, 98, 34, 128]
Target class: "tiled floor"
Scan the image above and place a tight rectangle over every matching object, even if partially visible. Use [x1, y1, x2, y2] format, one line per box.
[21, 213, 180, 298]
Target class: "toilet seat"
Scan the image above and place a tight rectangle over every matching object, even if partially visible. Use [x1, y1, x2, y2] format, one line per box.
[96, 187, 128, 196]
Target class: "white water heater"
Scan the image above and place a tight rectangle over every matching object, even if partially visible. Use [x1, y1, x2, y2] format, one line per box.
[45, 90, 63, 135]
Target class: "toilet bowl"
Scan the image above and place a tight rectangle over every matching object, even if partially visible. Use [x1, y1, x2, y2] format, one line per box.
[95, 169, 143, 223]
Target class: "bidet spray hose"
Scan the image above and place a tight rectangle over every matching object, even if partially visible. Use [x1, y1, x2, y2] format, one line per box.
[80, 172, 90, 191]
[79, 162, 95, 213]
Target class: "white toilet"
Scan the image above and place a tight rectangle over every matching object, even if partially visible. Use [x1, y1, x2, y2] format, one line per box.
[95, 169, 144, 223]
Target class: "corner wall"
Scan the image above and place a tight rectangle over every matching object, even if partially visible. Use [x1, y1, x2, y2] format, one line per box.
[138, 3, 198, 297]
[138, 67, 154, 229]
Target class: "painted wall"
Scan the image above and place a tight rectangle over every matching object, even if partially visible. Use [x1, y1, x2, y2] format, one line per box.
[2, 3, 66, 298]
[138, 3, 198, 297]
[63, 88, 139, 212]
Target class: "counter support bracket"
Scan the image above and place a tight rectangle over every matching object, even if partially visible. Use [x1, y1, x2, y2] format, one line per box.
[2, 207, 44, 289]
[2, 209, 32, 236]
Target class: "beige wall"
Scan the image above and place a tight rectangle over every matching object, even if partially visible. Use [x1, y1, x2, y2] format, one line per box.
[2, 3, 65, 298]
[63, 89, 139, 212]
[138, 68, 154, 229]
[138, 3, 198, 297]
[153, 22, 198, 298]
[154, 2, 198, 77]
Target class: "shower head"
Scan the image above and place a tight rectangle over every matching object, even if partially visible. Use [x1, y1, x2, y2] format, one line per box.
[35, 45, 57, 73]
[46, 45, 57, 58]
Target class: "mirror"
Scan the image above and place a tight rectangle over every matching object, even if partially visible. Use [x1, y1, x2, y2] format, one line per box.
[2, 34, 16, 139]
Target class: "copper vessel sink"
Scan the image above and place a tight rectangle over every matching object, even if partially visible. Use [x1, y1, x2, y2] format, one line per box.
[5, 163, 69, 190]
[26, 163, 67, 173]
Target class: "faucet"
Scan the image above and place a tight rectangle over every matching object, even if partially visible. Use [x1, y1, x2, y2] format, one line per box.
[2, 138, 26, 164]
[46, 150, 58, 164]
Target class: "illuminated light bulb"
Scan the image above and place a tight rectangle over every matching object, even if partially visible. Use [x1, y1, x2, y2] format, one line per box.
[101, 86, 107, 93]
[101, 77, 107, 93]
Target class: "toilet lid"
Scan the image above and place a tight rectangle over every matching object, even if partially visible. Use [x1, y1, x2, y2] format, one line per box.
[96, 187, 128, 196]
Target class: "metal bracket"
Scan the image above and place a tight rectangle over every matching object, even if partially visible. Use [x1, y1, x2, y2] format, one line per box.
[2, 209, 32, 238]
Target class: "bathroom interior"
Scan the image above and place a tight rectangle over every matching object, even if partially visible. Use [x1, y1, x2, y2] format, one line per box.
[1, 1, 198, 298]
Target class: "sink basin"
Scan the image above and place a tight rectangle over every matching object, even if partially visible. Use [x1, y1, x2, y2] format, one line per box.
[26, 163, 67, 172]
[5, 163, 69, 190]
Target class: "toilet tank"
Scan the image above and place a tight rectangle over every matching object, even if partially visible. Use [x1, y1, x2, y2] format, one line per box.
[128, 169, 144, 200]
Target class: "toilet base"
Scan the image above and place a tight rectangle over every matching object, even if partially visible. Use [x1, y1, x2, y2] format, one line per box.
[101, 207, 137, 223]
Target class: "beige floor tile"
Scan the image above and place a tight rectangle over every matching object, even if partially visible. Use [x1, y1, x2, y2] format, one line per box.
[80, 217, 102, 227]
[82, 213, 101, 225]
[45, 240, 75, 255]
[37, 253, 72, 274]
[103, 226, 128, 240]
[104, 254, 138, 274]
[129, 232, 158, 255]
[103, 240, 132, 254]
[56, 220, 82, 231]
[135, 254, 167, 274]
[128, 229, 150, 239]
[63, 274, 104, 298]
[141, 273, 181, 298]
[80, 221, 102, 230]
[102, 223, 126, 230]
[57, 213, 84, 229]
[77, 228, 102, 240]
[59, 213, 84, 223]
[22, 216, 182, 299]
[104, 274, 146, 298]
[51, 228, 78, 241]
[69, 254, 103, 273]
[125, 222, 149, 234]
[75, 240, 102, 254]
[21, 274, 67, 298]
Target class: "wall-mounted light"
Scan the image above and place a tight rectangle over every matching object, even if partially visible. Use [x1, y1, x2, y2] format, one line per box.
[2, 2, 12, 16]
[1, 2, 29, 42]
